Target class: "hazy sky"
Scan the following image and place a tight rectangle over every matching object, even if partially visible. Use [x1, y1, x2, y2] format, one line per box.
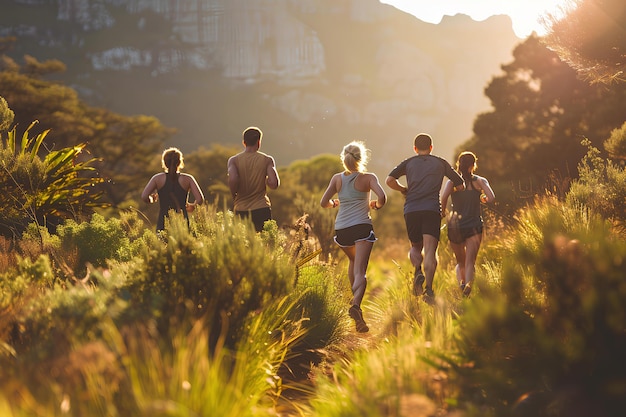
[380, 0, 572, 38]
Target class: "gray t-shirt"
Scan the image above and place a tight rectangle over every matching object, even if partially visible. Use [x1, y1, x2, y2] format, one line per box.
[388, 154, 463, 214]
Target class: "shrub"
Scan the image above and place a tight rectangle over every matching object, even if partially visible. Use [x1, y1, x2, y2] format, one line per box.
[0, 254, 123, 371]
[0, 122, 107, 237]
[566, 138, 626, 226]
[121, 207, 295, 349]
[452, 199, 626, 417]
[56, 213, 133, 273]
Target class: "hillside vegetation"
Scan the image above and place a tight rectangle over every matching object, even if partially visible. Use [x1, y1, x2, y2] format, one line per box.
[0, 132, 625, 416]
[1, 1, 626, 414]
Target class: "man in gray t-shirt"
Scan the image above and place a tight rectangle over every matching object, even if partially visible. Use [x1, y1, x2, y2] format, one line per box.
[386, 133, 464, 304]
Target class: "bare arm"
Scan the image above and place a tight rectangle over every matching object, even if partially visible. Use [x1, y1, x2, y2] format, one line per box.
[478, 176, 495, 203]
[184, 174, 205, 205]
[227, 156, 239, 198]
[385, 175, 408, 195]
[320, 174, 341, 208]
[141, 174, 160, 203]
[368, 173, 387, 210]
[266, 156, 280, 190]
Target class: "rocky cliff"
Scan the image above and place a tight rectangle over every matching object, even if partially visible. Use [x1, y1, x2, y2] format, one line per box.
[1, 0, 521, 172]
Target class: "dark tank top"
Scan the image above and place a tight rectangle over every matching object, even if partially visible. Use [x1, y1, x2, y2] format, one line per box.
[156, 173, 188, 231]
[450, 176, 483, 229]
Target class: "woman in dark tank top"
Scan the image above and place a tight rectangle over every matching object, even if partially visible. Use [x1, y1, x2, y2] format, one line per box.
[141, 147, 205, 232]
[441, 151, 495, 296]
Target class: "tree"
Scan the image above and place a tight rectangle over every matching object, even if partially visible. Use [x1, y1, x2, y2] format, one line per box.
[543, 0, 626, 84]
[83, 108, 171, 205]
[0, 39, 173, 207]
[460, 35, 626, 210]
[183, 144, 239, 207]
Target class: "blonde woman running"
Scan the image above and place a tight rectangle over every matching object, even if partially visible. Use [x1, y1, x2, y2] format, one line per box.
[320, 141, 386, 333]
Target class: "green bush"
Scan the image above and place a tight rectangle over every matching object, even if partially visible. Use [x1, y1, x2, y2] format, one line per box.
[15, 212, 141, 278]
[56, 213, 134, 272]
[566, 138, 626, 227]
[0, 255, 123, 380]
[452, 199, 626, 416]
[121, 207, 295, 349]
[0, 122, 107, 237]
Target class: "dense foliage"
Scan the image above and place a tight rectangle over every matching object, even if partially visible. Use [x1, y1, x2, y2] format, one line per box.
[544, 0, 626, 84]
[0, 207, 346, 416]
[0, 122, 107, 237]
[452, 200, 626, 416]
[0, 138, 625, 417]
[459, 35, 626, 212]
[0, 39, 172, 207]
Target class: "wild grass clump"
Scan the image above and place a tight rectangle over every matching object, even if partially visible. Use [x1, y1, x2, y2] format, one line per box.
[15, 212, 144, 278]
[566, 138, 626, 231]
[452, 199, 626, 417]
[0, 205, 347, 416]
[120, 207, 295, 348]
[305, 255, 462, 417]
[276, 263, 348, 385]
[110, 296, 309, 417]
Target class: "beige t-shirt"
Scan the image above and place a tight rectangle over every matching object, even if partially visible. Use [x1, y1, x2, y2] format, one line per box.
[232, 151, 272, 211]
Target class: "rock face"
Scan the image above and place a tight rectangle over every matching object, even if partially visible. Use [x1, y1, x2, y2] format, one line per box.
[1, 0, 521, 169]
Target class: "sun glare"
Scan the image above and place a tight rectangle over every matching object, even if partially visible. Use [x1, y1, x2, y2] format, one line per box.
[380, 0, 575, 38]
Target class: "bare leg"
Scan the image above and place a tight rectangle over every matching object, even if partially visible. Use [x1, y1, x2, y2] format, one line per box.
[350, 240, 373, 306]
[340, 245, 356, 289]
[422, 234, 439, 291]
[409, 240, 424, 274]
[341, 242, 372, 333]
[409, 240, 425, 295]
[450, 240, 467, 286]
[463, 233, 483, 288]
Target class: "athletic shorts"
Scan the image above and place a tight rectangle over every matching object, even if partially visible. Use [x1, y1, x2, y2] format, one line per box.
[404, 210, 441, 243]
[448, 225, 483, 244]
[236, 207, 272, 232]
[334, 224, 377, 247]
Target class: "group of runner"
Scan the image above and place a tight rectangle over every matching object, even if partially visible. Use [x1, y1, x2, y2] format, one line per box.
[141, 129, 495, 333]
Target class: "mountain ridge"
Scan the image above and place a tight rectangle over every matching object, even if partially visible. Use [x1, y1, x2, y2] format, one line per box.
[0, 0, 521, 173]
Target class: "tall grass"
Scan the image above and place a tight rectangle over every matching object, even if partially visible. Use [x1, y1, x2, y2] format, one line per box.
[2, 196, 625, 416]
[452, 198, 626, 416]
[306, 247, 465, 417]
[0, 206, 347, 416]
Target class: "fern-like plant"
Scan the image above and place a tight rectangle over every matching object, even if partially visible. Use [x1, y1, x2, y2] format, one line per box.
[0, 121, 107, 237]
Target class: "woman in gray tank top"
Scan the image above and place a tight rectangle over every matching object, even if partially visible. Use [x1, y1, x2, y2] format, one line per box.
[320, 141, 387, 333]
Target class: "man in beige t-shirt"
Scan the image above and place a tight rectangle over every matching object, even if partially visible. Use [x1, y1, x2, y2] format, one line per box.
[227, 126, 280, 231]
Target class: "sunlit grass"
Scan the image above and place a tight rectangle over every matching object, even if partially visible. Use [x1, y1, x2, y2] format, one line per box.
[303, 238, 474, 416]
[2, 195, 625, 416]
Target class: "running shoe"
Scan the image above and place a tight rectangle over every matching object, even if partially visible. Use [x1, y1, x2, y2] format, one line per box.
[348, 305, 369, 333]
[413, 271, 425, 296]
[423, 287, 435, 305]
[463, 282, 472, 297]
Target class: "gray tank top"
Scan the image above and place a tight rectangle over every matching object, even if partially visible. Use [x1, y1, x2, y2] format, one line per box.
[334, 172, 372, 230]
